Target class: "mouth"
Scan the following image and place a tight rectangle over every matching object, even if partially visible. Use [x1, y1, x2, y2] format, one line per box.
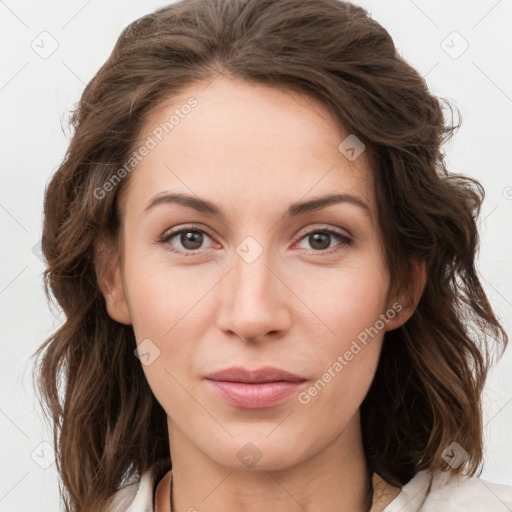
[204, 365, 306, 383]
[203, 366, 308, 409]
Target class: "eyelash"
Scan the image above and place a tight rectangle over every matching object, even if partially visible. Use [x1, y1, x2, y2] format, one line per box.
[158, 223, 352, 257]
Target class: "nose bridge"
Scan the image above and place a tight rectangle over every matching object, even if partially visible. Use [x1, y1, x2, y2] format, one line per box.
[233, 240, 272, 304]
[217, 236, 289, 340]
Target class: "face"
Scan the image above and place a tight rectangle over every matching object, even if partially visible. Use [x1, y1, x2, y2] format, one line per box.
[102, 76, 413, 472]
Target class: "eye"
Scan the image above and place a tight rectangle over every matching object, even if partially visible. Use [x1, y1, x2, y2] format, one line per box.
[158, 224, 352, 257]
[294, 227, 352, 255]
[159, 225, 216, 255]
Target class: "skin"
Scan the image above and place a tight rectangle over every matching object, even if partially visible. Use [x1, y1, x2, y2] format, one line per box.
[98, 75, 426, 512]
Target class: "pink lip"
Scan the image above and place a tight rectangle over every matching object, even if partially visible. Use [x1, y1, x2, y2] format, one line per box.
[204, 366, 307, 409]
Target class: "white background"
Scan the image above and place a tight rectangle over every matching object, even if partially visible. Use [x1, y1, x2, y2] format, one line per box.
[1, 0, 511, 510]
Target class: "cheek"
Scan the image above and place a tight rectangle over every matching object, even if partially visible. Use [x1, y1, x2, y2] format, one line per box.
[296, 286, 386, 426]
[295, 337, 381, 454]
[293, 255, 389, 345]
[124, 256, 211, 411]
[292, 255, 389, 407]
[124, 253, 208, 340]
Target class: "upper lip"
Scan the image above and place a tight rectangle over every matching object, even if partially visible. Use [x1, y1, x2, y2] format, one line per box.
[204, 366, 306, 383]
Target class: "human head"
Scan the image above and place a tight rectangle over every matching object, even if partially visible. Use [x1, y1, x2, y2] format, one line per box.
[33, 1, 508, 511]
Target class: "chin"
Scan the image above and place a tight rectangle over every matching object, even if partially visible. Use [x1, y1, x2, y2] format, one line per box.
[203, 434, 311, 472]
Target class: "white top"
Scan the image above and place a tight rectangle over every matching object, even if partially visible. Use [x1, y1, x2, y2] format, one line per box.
[105, 464, 512, 512]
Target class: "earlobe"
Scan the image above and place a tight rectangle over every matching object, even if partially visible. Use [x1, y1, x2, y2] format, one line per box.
[385, 259, 427, 332]
[94, 235, 133, 326]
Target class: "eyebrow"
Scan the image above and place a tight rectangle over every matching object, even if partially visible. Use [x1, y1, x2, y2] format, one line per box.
[143, 192, 371, 219]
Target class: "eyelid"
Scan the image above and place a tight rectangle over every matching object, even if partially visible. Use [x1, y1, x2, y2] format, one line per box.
[158, 223, 217, 248]
[294, 223, 352, 241]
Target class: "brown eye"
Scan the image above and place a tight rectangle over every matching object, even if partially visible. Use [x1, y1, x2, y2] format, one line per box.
[178, 230, 204, 250]
[295, 228, 352, 254]
[160, 227, 214, 254]
[308, 232, 331, 250]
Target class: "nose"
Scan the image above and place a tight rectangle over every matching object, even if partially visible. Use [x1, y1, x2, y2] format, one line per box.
[216, 243, 292, 344]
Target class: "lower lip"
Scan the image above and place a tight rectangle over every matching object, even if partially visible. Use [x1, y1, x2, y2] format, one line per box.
[205, 379, 306, 409]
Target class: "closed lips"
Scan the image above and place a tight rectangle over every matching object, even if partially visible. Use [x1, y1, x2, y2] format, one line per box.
[204, 366, 307, 383]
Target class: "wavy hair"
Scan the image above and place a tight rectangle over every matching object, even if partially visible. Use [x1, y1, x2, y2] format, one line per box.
[32, 0, 508, 510]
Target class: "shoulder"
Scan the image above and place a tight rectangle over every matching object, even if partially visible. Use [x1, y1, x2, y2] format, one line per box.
[103, 466, 158, 512]
[423, 470, 512, 511]
[384, 469, 512, 511]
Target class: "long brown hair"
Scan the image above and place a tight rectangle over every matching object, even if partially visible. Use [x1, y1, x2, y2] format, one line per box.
[32, 0, 508, 510]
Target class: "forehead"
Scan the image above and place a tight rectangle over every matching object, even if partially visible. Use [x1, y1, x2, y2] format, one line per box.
[118, 76, 375, 219]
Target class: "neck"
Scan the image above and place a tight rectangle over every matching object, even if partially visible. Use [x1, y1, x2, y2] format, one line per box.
[167, 413, 373, 512]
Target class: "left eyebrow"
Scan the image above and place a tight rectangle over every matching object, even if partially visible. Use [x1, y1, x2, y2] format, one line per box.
[142, 192, 372, 219]
[284, 193, 371, 218]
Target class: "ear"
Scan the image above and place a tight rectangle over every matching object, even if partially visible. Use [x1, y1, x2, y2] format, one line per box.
[94, 233, 132, 325]
[385, 258, 426, 332]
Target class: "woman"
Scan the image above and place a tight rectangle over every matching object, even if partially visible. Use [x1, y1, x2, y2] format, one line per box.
[32, 0, 512, 511]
